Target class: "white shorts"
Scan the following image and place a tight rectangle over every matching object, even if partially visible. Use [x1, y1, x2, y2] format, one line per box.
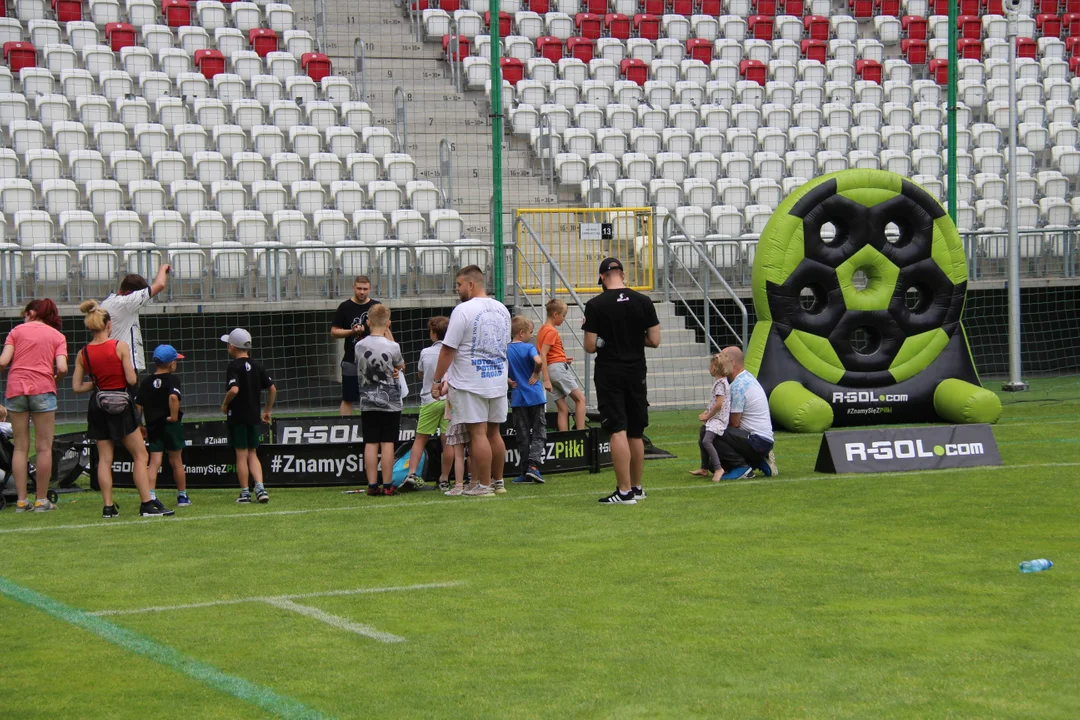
[449, 387, 508, 426]
[547, 362, 579, 401]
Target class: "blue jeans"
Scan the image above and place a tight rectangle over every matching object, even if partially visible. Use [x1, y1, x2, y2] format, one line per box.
[7, 393, 57, 413]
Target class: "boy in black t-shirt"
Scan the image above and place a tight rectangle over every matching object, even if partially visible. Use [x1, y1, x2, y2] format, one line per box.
[582, 258, 661, 505]
[220, 328, 277, 504]
[136, 344, 190, 507]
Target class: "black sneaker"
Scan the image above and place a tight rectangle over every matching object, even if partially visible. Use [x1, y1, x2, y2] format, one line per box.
[102, 504, 119, 519]
[598, 490, 637, 504]
[255, 487, 269, 504]
[236, 491, 252, 504]
[632, 486, 647, 500]
[140, 500, 175, 517]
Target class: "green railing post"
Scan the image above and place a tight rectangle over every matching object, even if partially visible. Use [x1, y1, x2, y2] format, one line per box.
[490, 0, 505, 301]
[947, 0, 958, 223]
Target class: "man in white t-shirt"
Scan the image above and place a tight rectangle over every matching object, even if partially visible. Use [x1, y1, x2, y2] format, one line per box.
[101, 265, 171, 374]
[710, 346, 778, 480]
[432, 265, 511, 497]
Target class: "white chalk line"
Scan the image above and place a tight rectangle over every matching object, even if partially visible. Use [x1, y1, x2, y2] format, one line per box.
[91, 581, 463, 617]
[5, 461, 1080, 536]
[263, 598, 405, 644]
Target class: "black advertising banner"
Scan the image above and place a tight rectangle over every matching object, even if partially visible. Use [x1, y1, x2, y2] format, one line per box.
[815, 424, 1002, 474]
[274, 415, 418, 444]
[502, 430, 592, 477]
[184, 420, 236, 447]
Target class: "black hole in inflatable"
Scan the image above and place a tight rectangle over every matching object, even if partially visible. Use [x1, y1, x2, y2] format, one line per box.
[799, 285, 827, 314]
[885, 222, 901, 244]
[851, 326, 882, 356]
[905, 284, 933, 313]
[852, 268, 870, 291]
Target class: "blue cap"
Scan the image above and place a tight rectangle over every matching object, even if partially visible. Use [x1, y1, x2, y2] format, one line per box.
[152, 345, 184, 364]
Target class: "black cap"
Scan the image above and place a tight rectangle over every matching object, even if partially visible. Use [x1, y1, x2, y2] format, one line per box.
[597, 257, 623, 285]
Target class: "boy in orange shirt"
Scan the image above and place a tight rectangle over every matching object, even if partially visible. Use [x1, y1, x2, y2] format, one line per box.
[537, 299, 586, 432]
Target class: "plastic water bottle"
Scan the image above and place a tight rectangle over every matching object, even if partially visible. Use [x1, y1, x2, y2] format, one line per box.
[1019, 559, 1054, 573]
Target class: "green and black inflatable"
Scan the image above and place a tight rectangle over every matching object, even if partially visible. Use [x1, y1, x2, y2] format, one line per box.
[746, 170, 1002, 432]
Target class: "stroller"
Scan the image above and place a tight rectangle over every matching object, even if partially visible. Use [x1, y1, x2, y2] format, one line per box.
[0, 431, 90, 511]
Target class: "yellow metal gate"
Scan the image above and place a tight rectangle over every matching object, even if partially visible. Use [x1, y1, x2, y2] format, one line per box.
[515, 207, 654, 294]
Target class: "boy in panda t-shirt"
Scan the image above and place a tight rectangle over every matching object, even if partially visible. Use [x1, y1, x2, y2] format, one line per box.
[353, 304, 406, 495]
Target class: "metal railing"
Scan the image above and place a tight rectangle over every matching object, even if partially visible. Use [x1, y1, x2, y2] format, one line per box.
[512, 216, 592, 408]
[353, 38, 367, 104]
[438, 138, 454, 210]
[393, 86, 408, 153]
[537, 115, 556, 196]
[659, 214, 749, 352]
[445, 19, 463, 93]
[313, 0, 327, 53]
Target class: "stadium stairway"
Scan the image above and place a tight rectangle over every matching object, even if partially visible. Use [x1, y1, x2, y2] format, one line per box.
[316, 1, 558, 243]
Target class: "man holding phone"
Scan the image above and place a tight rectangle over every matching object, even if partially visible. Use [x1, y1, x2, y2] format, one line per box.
[330, 276, 390, 416]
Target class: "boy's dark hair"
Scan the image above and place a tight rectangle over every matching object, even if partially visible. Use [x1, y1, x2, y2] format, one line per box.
[428, 315, 449, 340]
[119, 274, 149, 294]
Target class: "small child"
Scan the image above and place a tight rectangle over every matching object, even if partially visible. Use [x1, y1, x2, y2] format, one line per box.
[442, 391, 470, 497]
[137, 344, 190, 507]
[403, 316, 454, 492]
[220, 328, 276, 504]
[698, 352, 734, 483]
[537, 299, 586, 432]
[354, 304, 405, 497]
[507, 316, 546, 484]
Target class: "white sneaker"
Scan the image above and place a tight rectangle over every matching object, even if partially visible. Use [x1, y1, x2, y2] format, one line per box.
[463, 483, 494, 497]
[764, 451, 778, 477]
[492, 479, 506, 495]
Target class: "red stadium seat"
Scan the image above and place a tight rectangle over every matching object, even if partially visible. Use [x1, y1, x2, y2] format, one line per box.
[931, 0, 948, 11]
[929, 58, 948, 83]
[302, 52, 331, 81]
[634, 13, 661, 40]
[1071, 55, 1080, 72]
[686, 38, 713, 62]
[877, 0, 900, 15]
[1065, 12, 1080, 35]
[574, 13, 603, 39]
[803, 16, 828, 41]
[620, 57, 648, 85]
[3, 42, 36, 72]
[442, 35, 470, 61]
[1066, 35, 1080, 56]
[700, 0, 722, 12]
[1038, 0, 1059, 12]
[643, 0, 666, 12]
[749, 15, 774, 39]
[672, 0, 694, 14]
[528, 0, 550, 12]
[756, 0, 777, 15]
[1016, 36, 1037, 57]
[586, 0, 607, 12]
[851, 0, 874, 18]
[1036, 14, 1062, 37]
[855, 58, 882, 83]
[1068, 0, 1080, 12]
[536, 36, 563, 62]
[957, 38, 981, 59]
[960, 0, 979, 12]
[801, 39, 827, 62]
[781, 0, 804, 12]
[484, 11, 511, 36]
[605, 13, 632, 40]
[500, 57, 524, 85]
[739, 58, 766, 84]
[902, 15, 927, 39]
[958, 15, 980, 39]
[53, 0, 82, 22]
[567, 36, 595, 62]
[438, 0, 460, 10]
[194, 48, 225, 79]
[985, 0, 1003, 12]
[901, 38, 928, 64]
[249, 28, 278, 57]
[162, 0, 190, 27]
[105, 22, 136, 51]
[410, 0, 435, 11]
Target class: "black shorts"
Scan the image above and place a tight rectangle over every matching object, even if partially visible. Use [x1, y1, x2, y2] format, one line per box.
[341, 362, 360, 402]
[594, 368, 649, 438]
[86, 398, 140, 442]
[361, 410, 400, 444]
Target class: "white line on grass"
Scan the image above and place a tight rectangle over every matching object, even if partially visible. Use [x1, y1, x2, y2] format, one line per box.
[91, 581, 463, 617]
[264, 598, 405, 644]
[0, 576, 333, 720]
[5, 461, 1080, 536]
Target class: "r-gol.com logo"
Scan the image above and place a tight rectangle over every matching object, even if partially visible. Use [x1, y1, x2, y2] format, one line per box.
[832, 391, 910, 404]
[845, 440, 986, 462]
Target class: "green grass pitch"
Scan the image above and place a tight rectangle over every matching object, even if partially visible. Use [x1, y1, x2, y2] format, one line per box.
[2, 380, 1078, 719]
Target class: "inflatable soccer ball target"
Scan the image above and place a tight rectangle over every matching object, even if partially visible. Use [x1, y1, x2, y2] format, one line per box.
[745, 170, 1001, 431]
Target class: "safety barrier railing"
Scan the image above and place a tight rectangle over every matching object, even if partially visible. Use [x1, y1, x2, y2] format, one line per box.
[353, 38, 367, 104]
[659, 214, 749, 352]
[393, 86, 409, 154]
[438, 138, 454, 210]
[511, 216, 592, 408]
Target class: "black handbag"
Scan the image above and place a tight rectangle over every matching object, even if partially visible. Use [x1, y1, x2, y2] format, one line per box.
[82, 345, 131, 416]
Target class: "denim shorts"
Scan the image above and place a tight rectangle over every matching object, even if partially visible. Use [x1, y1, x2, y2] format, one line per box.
[6, 393, 58, 413]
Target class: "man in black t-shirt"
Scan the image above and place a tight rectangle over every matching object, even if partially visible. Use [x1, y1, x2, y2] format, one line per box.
[331, 276, 392, 416]
[582, 257, 661, 505]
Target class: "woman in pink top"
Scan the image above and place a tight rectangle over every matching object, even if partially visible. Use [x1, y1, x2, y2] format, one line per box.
[0, 299, 68, 512]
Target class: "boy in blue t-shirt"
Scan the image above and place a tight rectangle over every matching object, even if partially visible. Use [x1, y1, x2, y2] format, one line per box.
[506, 316, 546, 484]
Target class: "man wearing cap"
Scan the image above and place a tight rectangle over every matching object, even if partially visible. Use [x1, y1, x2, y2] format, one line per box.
[137, 344, 190, 507]
[220, 328, 276, 504]
[582, 258, 661, 504]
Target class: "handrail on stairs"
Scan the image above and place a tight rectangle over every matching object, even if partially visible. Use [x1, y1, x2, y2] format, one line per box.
[513, 215, 593, 408]
[659, 213, 749, 353]
[353, 38, 367, 104]
[393, 86, 408, 153]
